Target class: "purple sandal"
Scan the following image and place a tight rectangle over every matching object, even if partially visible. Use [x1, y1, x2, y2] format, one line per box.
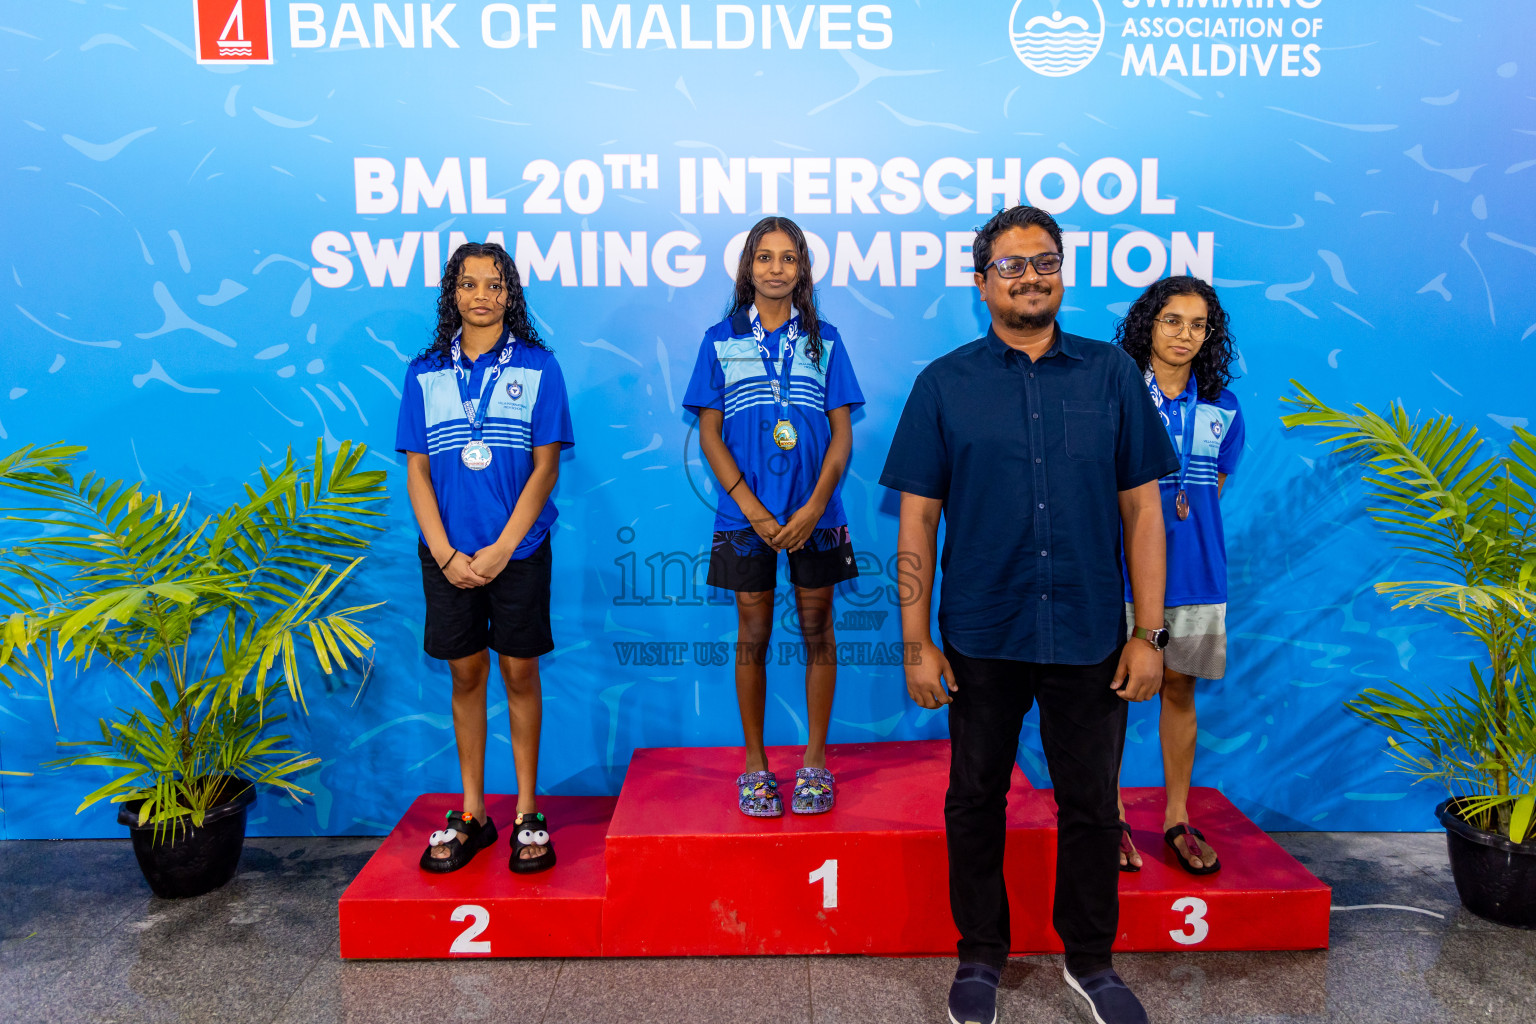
[792, 767, 835, 814]
[736, 770, 783, 818]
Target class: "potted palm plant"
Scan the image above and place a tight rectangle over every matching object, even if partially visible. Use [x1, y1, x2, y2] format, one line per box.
[0, 440, 387, 898]
[1282, 384, 1535, 927]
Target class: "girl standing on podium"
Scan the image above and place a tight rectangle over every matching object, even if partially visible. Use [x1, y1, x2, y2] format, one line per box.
[1112, 275, 1245, 877]
[683, 217, 865, 818]
[396, 241, 574, 874]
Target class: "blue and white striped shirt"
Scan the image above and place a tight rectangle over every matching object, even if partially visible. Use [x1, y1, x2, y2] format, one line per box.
[396, 336, 574, 557]
[683, 309, 863, 531]
[1126, 376, 1245, 606]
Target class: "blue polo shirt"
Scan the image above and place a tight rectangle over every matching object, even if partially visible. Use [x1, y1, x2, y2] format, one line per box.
[879, 325, 1178, 665]
[1124, 377, 1245, 606]
[683, 308, 864, 530]
[395, 334, 574, 557]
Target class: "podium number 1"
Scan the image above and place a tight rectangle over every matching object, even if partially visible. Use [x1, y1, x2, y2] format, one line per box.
[809, 859, 838, 909]
[1169, 896, 1209, 945]
[450, 904, 491, 954]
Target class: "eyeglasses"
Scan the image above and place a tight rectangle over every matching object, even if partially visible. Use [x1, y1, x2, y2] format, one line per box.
[983, 253, 1063, 278]
[1154, 316, 1210, 341]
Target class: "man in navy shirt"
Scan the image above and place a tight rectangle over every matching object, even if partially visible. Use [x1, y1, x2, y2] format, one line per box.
[880, 207, 1177, 1024]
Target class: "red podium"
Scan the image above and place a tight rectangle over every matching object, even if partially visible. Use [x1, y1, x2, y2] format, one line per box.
[600, 741, 1051, 956]
[338, 740, 1329, 959]
[339, 794, 615, 959]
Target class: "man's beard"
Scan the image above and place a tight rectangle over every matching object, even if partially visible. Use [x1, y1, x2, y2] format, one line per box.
[998, 285, 1058, 331]
[998, 308, 1056, 331]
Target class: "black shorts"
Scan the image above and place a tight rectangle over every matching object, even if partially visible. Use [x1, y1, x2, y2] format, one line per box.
[418, 539, 554, 661]
[706, 525, 859, 593]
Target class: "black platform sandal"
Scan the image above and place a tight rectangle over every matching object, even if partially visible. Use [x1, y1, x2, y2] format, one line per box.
[509, 810, 556, 874]
[419, 811, 497, 873]
[1118, 820, 1142, 873]
[1164, 822, 1221, 876]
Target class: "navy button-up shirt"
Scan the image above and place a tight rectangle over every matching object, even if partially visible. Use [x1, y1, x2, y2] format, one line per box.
[879, 325, 1178, 665]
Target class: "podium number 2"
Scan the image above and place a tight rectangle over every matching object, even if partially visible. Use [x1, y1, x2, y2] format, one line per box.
[1169, 896, 1209, 945]
[450, 904, 491, 954]
[808, 859, 838, 909]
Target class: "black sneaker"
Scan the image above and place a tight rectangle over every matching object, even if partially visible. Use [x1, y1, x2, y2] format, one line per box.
[947, 962, 1000, 1024]
[1063, 967, 1147, 1024]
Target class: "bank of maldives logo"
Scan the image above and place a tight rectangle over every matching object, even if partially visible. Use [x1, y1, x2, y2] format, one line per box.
[194, 0, 273, 64]
[1009, 0, 1105, 77]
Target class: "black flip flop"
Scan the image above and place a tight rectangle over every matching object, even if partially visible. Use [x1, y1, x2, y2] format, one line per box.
[1118, 820, 1142, 873]
[420, 811, 498, 873]
[510, 810, 556, 874]
[1164, 823, 1221, 875]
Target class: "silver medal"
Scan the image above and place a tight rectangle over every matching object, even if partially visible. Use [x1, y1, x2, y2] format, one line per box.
[461, 441, 493, 471]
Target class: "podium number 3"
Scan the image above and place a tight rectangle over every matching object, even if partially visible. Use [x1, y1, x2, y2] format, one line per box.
[808, 859, 838, 909]
[1169, 896, 1209, 945]
[450, 904, 491, 954]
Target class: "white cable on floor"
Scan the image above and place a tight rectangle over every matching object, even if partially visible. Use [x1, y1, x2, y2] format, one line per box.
[1329, 904, 1446, 919]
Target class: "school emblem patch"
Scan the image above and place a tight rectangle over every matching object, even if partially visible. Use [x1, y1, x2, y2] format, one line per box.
[507, 380, 523, 400]
[1211, 421, 1223, 438]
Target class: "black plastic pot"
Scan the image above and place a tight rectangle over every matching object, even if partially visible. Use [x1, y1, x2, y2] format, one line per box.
[117, 779, 256, 899]
[1436, 798, 1536, 928]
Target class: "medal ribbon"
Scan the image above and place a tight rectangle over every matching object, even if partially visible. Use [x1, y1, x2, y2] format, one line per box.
[749, 306, 797, 423]
[1147, 370, 1199, 499]
[450, 329, 514, 441]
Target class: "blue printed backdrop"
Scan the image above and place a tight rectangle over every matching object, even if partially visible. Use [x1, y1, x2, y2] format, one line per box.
[1, 1, 1532, 837]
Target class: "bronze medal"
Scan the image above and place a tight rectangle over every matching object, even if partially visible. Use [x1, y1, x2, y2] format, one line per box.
[1175, 489, 1190, 521]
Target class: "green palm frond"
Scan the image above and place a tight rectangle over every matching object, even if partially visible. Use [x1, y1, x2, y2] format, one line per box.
[1, 439, 388, 827]
[209, 440, 387, 593]
[0, 442, 87, 501]
[1284, 384, 1536, 842]
[1281, 383, 1498, 576]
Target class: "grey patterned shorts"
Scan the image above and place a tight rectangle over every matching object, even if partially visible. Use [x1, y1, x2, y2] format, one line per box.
[1126, 602, 1227, 680]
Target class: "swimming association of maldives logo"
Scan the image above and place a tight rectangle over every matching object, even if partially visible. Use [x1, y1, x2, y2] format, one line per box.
[193, 0, 273, 64]
[1009, 0, 1105, 77]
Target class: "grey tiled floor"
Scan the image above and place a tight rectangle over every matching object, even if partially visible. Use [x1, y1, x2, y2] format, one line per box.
[3, 833, 1533, 1023]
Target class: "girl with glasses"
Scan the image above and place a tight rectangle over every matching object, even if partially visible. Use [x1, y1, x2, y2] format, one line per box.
[1112, 275, 1245, 876]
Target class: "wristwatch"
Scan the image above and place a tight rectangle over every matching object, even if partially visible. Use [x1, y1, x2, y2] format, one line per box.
[1131, 624, 1170, 652]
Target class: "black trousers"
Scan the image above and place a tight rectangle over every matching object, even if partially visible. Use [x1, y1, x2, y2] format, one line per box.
[944, 642, 1127, 976]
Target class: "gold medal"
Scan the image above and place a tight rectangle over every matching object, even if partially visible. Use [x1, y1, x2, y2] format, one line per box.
[772, 419, 798, 451]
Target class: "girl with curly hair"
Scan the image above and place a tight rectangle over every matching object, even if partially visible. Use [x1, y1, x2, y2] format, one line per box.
[1113, 275, 1245, 877]
[395, 241, 573, 875]
[683, 217, 865, 818]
